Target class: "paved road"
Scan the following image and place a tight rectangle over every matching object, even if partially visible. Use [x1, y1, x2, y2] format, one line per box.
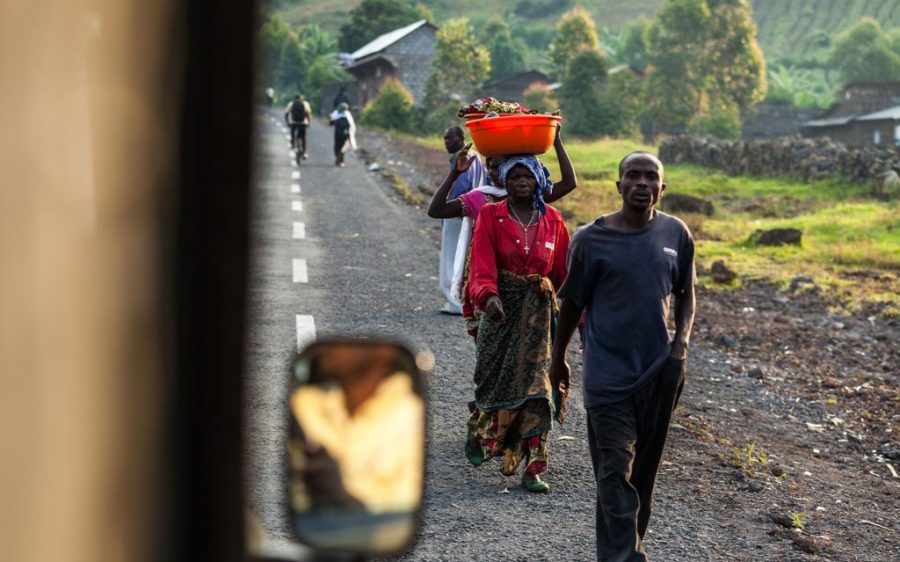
[244, 110, 644, 561]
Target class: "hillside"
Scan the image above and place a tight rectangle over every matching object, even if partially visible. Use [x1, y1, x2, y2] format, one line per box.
[272, 0, 900, 66]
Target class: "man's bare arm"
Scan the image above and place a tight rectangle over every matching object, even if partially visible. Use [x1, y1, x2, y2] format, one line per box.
[670, 285, 695, 360]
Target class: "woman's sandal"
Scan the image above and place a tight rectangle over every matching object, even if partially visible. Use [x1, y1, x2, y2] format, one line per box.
[521, 473, 550, 493]
[465, 430, 484, 467]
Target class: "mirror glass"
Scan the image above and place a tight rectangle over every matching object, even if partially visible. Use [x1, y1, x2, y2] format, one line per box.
[287, 339, 425, 555]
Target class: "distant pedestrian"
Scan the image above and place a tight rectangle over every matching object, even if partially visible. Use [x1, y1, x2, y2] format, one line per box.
[550, 152, 696, 560]
[435, 126, 486, 315]
[329, 103, 356, 167]
[285, 94, 312, 158]
[333, 86, 349, 111]
[265, 87, 274, 108]
[465, 155, 571, 493]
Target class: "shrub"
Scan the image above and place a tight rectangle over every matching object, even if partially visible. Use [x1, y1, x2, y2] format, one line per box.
[523, 82, 557, 113]
[687, 103, 742, 140]
[360, 79, 416, 132]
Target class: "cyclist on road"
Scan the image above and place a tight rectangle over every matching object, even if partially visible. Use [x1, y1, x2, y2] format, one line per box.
[284, 94, 312, 159]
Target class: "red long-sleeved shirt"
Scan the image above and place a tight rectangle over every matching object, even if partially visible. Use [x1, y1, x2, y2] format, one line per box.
[468, 202, 570, 311]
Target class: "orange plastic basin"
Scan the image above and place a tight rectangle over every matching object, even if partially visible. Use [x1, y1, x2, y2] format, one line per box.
[465, 114, 561, 157]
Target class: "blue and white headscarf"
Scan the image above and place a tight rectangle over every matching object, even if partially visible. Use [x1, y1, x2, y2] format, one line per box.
[499, 155, 553, 215]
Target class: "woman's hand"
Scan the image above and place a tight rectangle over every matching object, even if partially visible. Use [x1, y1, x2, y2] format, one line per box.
[455, 142, 475, 173]
[484, 295, 505, 322]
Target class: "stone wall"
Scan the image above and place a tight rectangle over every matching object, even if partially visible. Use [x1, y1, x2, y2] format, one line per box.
[659, 135, 900, 194]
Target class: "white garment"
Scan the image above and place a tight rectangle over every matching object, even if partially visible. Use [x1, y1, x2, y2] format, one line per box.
[439, 218, 463, 312]
[450, 184, 508, 302]
[329, 108, 358, 151]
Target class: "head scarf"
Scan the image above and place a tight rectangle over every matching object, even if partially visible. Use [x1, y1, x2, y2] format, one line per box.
[499, 155, 553, 215]
[337, 102, 349, 112]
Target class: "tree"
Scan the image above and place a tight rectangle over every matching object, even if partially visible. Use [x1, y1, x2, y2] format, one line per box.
[703, 0, 767, 110]
[422, 17, 491, 133]
[829, 17, 900, 85]
[360, 79, 417, 132]
[619, 19, 651, 70]
[558, 49, 610, 138]
[548, 7, 601, 80]
[339, 0, 433, 53]
[258, 15, 297, 89]
[642, 0, 766, 134]
[482, 17, 526, 80]
[642, 0, 710, 132]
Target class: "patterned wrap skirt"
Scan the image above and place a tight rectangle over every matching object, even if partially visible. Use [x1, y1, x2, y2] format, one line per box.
[467, 270, 566, 476]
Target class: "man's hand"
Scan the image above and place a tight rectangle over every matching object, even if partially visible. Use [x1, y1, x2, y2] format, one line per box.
[549, 358, 570, 391]
[484, 296, 505, 322]
[670, 340, 688, 360]
[455, 142, 475, 173]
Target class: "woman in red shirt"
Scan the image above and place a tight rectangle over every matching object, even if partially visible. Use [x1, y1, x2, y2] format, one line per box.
[465, 155, 571, 493]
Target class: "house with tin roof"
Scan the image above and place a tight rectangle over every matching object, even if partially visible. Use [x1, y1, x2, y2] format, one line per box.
[802, 82, 900, 146]
[343, 19, 437, 108]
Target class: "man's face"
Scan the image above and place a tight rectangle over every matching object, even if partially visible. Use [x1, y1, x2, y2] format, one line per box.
[443, 129, 464, 154]
[616, 155, 665, 211]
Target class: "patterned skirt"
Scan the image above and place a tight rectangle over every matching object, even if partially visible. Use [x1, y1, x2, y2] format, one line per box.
[466, 270, 565, 476]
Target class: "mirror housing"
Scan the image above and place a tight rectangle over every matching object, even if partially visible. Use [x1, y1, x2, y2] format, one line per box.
[286, 339, 427, 556]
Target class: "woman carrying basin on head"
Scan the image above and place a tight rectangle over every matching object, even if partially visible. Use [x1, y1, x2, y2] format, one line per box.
[464, 153, 571, 493]
[426, 125, 577, 339]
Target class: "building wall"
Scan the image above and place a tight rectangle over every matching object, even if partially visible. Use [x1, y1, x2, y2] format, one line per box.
[806, 120, 900, 147]
[742, 103, 819, 139]
[385, 26, 436, 105]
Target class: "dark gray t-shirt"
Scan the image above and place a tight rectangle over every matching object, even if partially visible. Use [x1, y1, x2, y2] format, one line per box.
[558, 211, 695, 408]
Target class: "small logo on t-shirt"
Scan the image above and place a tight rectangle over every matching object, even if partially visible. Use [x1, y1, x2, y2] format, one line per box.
[663, 247, 677, 257]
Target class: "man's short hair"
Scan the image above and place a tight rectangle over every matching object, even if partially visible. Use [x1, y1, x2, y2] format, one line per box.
[294, 94, 301, 100]
[618, 151, 664, 179]
[445, 125, 464, 139]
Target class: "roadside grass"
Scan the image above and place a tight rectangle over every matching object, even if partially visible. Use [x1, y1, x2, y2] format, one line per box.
[541, 138, 900, 314]
[380, 129, 900, 313]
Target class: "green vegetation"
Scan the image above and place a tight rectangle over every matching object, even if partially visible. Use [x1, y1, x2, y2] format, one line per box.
[548, 7, 602, 80]
[829, 17, 900, 86]
[360, 79, 417, 132]
[257, 15, 348, 110]
[534, 137, 900, 311]
[481, 17, 526, 80]
[338, 0, 432, 52]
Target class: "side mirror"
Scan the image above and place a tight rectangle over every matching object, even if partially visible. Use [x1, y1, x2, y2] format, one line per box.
[286, 339, 427, 556]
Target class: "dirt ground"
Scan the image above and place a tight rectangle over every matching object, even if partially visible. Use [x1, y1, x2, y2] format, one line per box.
[355, 127, 900, 561]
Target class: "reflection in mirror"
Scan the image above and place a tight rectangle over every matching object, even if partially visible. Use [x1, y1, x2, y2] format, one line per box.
[287, 339, 425, 555]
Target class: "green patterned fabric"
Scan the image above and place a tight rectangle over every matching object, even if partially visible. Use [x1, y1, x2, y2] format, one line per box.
[473, 270, 557, 413]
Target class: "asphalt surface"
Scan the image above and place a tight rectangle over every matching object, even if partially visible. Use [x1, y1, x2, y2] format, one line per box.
[244, 110, 632, 561]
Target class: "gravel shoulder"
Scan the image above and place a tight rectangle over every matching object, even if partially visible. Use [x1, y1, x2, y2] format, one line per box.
[354, 126, 900, 562]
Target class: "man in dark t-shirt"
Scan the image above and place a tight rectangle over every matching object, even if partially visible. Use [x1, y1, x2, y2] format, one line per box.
[550, 151, 696, 561]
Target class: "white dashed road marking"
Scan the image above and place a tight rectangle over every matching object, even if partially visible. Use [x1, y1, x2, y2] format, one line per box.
[292, 201, 303, 212]
[292, 258, 308, 283]
[291, 183, 301, 193]
[292, 171, 301, 179]
[295, 314, 316, 352]
[293, 222, 306, 239]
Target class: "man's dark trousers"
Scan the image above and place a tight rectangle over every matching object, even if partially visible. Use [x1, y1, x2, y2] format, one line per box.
[586, 357, 686, 562]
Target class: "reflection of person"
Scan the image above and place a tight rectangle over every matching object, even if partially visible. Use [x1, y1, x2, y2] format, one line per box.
[550, 152, 696, 560]
[328, 103, 356, 167]
[436, 126, 486, 315]
[465, 155, 571, 493]
[289, 344, 423, 514]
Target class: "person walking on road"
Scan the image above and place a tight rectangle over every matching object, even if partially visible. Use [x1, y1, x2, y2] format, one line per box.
[436, 126, 486, 315]
[550, 152, 696, 560]
[465, 155, 571, 493]
[427, 125, 578, 334]
[284, 94, 312, 159]
[329, 102, 357, 168]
